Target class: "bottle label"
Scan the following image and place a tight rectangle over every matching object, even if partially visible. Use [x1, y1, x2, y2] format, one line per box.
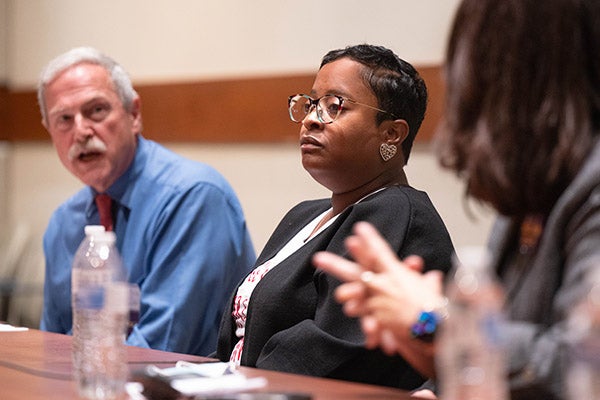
[105, 282, 129, 315]
[74, 286, 104, 310]
[482, 313, 506, 348]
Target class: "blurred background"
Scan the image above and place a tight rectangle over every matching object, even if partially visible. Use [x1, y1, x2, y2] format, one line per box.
[0, 0, 495, 328]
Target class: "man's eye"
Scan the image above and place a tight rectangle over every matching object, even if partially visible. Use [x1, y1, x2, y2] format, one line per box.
[55, 115, 73, 126]
[88, 105, 109, 120]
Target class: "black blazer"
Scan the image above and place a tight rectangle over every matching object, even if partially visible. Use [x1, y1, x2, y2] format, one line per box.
[216, 185, 454, 390]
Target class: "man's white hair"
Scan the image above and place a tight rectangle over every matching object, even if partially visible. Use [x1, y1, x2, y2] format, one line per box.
[37, 46, 138, 125]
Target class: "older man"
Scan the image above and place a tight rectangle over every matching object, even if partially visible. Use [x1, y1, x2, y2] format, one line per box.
[38, 47, 255, 356]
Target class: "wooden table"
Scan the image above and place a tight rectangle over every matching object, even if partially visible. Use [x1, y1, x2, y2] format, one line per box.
[0, 329, 416, 399]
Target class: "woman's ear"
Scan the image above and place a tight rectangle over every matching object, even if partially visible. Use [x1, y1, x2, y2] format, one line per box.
[382, 119, 409, 146]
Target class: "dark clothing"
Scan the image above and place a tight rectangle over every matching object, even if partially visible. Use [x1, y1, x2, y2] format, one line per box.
[217, 185, 454, 390]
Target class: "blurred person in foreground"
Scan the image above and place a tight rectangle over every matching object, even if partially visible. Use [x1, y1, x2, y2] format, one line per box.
[215, 44, 455, 390]
[38, 46, 255, 356]
[314, 0, 600, 398]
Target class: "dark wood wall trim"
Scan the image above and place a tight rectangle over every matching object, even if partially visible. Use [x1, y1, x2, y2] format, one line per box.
[0, 66, 443, 143]
[0, 85, 9, 141]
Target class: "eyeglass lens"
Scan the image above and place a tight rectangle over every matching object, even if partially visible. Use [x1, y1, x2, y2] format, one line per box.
[288, 95, 343, 124]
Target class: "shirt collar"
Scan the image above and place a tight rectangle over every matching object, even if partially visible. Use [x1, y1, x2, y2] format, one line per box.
[87, 135, 148, 213]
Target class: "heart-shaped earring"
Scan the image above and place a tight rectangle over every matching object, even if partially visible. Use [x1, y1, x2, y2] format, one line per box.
[380, 143, 397, 162]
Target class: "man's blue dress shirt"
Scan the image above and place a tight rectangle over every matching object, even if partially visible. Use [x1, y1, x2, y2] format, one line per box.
[41, 136, 256, 356]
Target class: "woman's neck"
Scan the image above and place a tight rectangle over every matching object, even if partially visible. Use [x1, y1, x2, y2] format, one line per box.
[330, 170, 408, 215]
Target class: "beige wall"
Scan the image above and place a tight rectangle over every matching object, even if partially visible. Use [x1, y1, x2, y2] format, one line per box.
[0, 0, 6, 82]
[7, 0, 460, 88]
[1, 0, 496, 327]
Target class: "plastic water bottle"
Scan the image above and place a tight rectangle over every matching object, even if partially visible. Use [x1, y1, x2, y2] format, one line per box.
[72, 228, 129, 400]
[566, 268, 600, 399]
[437, 247, 509, 400]
[71, 225, 105, 394]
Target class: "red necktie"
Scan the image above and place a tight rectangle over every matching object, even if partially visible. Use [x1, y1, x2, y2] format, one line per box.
[95, 194, 114, 231]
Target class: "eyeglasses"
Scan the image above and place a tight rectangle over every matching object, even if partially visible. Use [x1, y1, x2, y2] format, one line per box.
[287, 94, 397, 124]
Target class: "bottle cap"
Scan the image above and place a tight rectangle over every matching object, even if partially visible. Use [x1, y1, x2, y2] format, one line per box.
[84, 225, 106, 236]
[95, 230, 117, 244]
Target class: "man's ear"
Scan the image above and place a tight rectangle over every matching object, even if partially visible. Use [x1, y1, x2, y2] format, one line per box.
[130, 96, 143, 133]
[381, 118, 409, 146]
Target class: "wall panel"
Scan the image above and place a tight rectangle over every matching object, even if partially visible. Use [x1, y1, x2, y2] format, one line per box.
[2, 66, 444, 142]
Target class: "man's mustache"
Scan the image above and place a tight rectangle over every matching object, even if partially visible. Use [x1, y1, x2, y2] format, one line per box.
[68, 136, 107, 161]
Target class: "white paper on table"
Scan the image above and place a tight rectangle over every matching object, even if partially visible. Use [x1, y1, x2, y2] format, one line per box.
[175, 360, 233, 377]
[0, 323, 28, 332]
[171, 373, 268, 396]
[140, 361, 268, 397]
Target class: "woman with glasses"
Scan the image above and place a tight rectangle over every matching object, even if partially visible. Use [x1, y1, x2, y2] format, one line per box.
[314, 1, 600, 399]
[215, 44, 454, 390]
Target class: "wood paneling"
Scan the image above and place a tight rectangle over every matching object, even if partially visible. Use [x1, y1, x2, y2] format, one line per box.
[0, 66, 443, 143]
[0, 85, 9, 140]
[417, 66, 445, 143]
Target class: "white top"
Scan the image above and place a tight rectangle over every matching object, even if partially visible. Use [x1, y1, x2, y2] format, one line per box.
[229, 208, 338, 365]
